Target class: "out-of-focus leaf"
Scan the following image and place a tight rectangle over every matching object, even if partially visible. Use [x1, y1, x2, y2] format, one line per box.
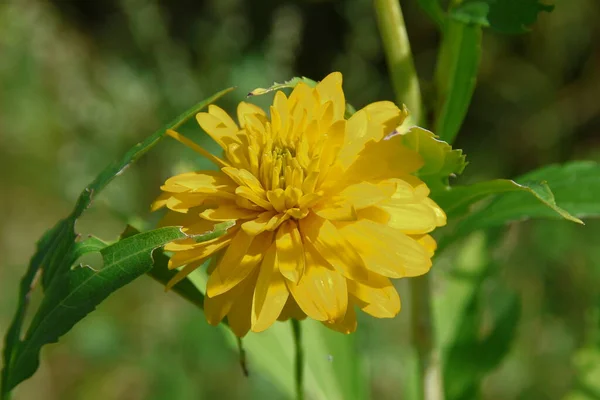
[2, 227, 186, 392]
[434, 20, 482, 144]
[416, 0, 446, 29]
[437, 233, 521, 400]
[454, 161, 597, 235]
[396, 126, 467, 193]
[221, 320, 367, 400]
[450, 0, 554, 34]
[1, 88, 234, 399]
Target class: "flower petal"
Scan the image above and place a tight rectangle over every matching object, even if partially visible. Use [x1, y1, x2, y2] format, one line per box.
[337, 219, 432, 278]
[315, 72, 345, 120]
[348, 273, 400, 318]
[286, 241, 347, 322]
[196, 105, 240, 149]
[299, 213, 367, 281]
[206, 230, 273, 297]
[226, 271, 257, 337]
[276, 220, 305, 283]
[323, 305, 357, 334]
[251, 242, 290, 332]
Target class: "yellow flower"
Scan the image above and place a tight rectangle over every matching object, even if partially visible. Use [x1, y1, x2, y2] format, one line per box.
[153, 72, 446, 336]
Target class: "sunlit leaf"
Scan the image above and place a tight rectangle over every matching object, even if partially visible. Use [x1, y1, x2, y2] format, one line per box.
[396, 126, 467, 193]
[452, 161, 598, 235]
[2, 227, 186, 392]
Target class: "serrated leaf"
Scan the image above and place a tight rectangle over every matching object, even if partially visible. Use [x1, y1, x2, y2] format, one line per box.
[1, 88, 233, 398]
[434, 20, 482, 144]
[434, 178, 582, 224]
[450, 0, 554, 34]
[453, 161, 597, 236]
[3, 227, 186, 392]
[396, 126, 467, 193]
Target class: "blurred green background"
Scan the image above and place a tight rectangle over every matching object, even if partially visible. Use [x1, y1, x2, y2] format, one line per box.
[1, 0, 599, 399]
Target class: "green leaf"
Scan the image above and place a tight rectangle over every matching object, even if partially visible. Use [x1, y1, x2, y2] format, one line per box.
[397, 126, 467, 193]
[416, 0, 446, 29]
[450, 0, 554, 34]
[435, 179, 581, 223]
[453, 161, 597, 235]
[224, 320, 367, 400]
[434, 20, 482, 144]
[1, 88, 233, 398]
[3, 227, 186, 393]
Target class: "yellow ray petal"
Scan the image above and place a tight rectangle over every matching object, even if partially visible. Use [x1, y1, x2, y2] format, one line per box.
[206, 230, 273, 297]
[204, 275, 247, 326]
[286, 241, 348, 322]
[251, 243, 290, 332]
[237, 101, 267, 128]
[200, 204, 261, 222]
[315, 72, 345, 120]
[277, 297, 307, 321]
[337, 101, 408, 168]
[338, 181, 396, 210]
[323, 305, 357, 334]
[276, 220, 305, 283]
[241, 211, 277, 235]
[165, 129, 229, 168]
[165, 259, 205, 290]
[299, 213, 367, 281]
[226, 271, 258, 337]
[196, 105, 241, 149]
[337, 219, 432, 279]
[163, 171, 235, 193]
[348, 273, 401, 318]
[167, 233, 233, 269]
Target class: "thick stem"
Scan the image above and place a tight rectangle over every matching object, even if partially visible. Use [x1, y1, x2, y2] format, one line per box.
[291, 319, 304, 400]
[411, 275, 444, 400]
[373, 0, 423, 124]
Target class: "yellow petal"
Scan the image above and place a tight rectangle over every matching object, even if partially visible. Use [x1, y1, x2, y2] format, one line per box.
[203, 279, 247, 326]
[323, 305, 357, 334]
[276, 220, 305, 283]
[277, 298, 307, 321]
[167, 233, 233, 269]
[299, 213, 367, 281]
[338, 181, 396, 210]
[151, 192, 170, 211]
[226, 271, 257, 337]
[315, 72, 345, 120]
[241, 211, 277, 235]
[200, 204, 260, 221]
[337, 219, 432, 279]
[337, 101, 408, 168]
[164, 259, 205, 290]
[251, 243, 290, 332]
[196, 105, 240, 149]
[206, 231, 273, 297]
[286, 241, 347, 322]
[237, 101, 267, 128]
[348, 273, 400, 318]
[341, 132, 423, 186]
[313, 200, 357, 221]
[163, 171, 235, 193]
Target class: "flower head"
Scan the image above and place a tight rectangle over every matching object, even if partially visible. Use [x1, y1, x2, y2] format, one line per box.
[153, 72, 446, 336]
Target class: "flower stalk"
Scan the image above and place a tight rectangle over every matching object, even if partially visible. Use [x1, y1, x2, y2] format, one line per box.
[291, 319, 304, 400]
[374, 1, 443, 399]
[373, 0, 423, 124]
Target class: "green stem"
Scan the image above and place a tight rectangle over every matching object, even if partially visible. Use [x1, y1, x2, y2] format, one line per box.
[373, 0, 423, 124]
[411, 275, 443, 400]
[291, 319, 304, 400]
[374, 1, 442, 399]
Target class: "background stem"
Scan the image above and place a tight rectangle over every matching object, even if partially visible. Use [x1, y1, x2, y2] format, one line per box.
[291, 319, 304, 400]
[373, 0, 423, 124]
[374, 1, 443, 399]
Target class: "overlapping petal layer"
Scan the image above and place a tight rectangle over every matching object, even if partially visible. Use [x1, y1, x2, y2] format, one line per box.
[154, 72, 446, 336]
